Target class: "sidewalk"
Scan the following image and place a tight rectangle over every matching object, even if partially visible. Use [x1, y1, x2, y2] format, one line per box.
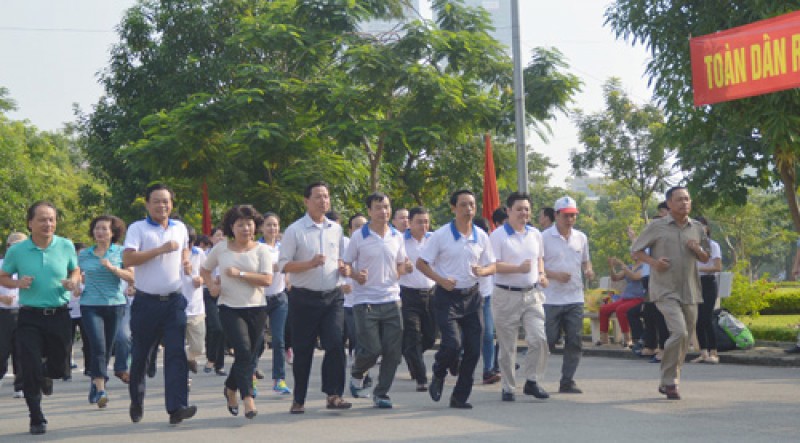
[542, 338, 800, 368]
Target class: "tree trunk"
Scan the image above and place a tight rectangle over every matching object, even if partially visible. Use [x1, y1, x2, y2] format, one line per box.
[777, 156, 800, 234]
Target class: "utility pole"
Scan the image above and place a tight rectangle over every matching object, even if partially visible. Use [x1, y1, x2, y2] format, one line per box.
[511, 0, 528, 193]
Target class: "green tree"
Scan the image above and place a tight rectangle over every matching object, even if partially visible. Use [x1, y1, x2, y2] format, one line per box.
[605, 1, 800, 233]
[571, 77, 675, 220]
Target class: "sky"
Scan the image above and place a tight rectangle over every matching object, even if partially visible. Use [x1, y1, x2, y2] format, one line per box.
[0, 0, 652, 188]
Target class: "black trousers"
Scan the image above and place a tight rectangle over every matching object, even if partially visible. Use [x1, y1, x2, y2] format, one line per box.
[642, 301, 669, 350]
[219, 305, 267, 399]
[288, 287, 345, 405]
[203, 289, 225, 370]
[627, 302, 645, 341]
[400, 286, 436, 384]
[697, 275, 719, 351]
[16, 306, 72, 425]
[0, 309, 22, 390]
[432, 285, 483, 403]
[70, 317, 90, 372]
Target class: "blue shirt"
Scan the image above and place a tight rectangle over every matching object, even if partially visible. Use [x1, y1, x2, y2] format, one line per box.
[1, 236, 78, 308]
[78, 244, 126, 306]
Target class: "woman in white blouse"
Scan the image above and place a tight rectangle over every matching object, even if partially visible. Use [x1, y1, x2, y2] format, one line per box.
[201, 205, 272, 419]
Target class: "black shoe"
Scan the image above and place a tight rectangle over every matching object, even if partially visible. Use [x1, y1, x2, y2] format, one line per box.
[449, 397, 473, 409]
[448, 358, 460, 376]
[559, 382, 583, 394]
[254, 369, 265, 380]
[41, 378, 53, 396]
[130, 403, 143, 423]
[215, 368, 227, 376]
[523, 380, 550, 399]
[785, 345, 800, 354]
[147, 361, 156, 378]
[62, 375, 72, 381]
[363, 374, 373, 389]
[245, 409, 258, 419]
[428, 374, 444, 402]
[187, 359, 198, 374]
[169, 405, 197, 425]
[29, 422, 47, 435]
[224, 387, 239, 416]
[501, 391, 515, 402]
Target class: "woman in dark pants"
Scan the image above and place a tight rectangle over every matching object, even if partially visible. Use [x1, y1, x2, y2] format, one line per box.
[692, 217, 722, 364]
[201, 205, 273, 419]
[204, 227, 227, 375]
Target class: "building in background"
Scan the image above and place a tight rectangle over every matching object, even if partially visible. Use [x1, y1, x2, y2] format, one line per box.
[359, 0, 429, 37]
[460, 0, 512, 51]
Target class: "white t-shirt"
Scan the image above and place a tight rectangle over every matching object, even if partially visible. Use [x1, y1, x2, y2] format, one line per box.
[0, 258, 19, 309]
[203, 240, 272, 308]
[542, 226, 590, 305]
[343, 224, 406, 305]
[418, 221, 494, 290]
[490, 223, 544, 288]
[124, 217, 190, 295]
[698, 239, 722, 276]
[398, 232, 435, 290]
[182, 247, 206, 316]
[263, 242, 286, 296]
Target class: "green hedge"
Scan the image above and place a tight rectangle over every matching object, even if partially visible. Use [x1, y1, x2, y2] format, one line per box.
[747, 326, 797, 342]
[760, 288, 800, 315]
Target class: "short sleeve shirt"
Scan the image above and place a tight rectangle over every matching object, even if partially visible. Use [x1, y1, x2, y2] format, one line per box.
[631, 215, 708, 304]
[398, 231, 435, 290]
[1, 236, 78, 308]
[418, 221, 494, 290]
[78, 244, 126, 306]
[0, 258, 20, 309]
[203, 240, 272, 308]
[490, 223, 544, 288]
[278, 214, 344, 291]
[343, 224, 406, 304]
[542, 226, 590, 305]
[123, 217, 189, 295]
[698, 239, 722, 276]
[262, 242, 286, 296]
[182, 247, 207, 315]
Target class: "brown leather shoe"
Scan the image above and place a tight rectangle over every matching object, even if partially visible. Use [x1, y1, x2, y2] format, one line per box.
[290, 401, 305, 414]
[659, 384, 681, 400]
[326, 395, 352, 410]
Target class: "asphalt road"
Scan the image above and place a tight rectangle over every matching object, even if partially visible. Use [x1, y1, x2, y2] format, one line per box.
[1, 350, 798, 442]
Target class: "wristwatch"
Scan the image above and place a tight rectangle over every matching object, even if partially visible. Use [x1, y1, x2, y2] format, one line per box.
[239, 271, 246, 278]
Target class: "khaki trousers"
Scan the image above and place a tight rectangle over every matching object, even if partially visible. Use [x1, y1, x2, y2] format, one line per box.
[655, 299, 697, 387]
[492, 287, 548, 393]
[186, 313, 206, 360]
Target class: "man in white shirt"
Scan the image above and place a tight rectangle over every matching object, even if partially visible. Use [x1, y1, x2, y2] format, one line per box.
[491, 192, 550, 402]
[0, 232, 27, 399]
[181, 228, 206, 374]
[279, 182, 351, 414]
[417, 190, 495, 409]
[123, 184, 197, 425]
[399, 207, 436, 392]
[542, 196, 594, 394]
[344, 193, 407, 409]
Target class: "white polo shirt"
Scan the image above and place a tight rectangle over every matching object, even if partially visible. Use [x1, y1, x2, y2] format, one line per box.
[398, 231, 435, 290]
[418, 221, 494, 290]
[124, 217, 189, 295]
[0, 259, 19, 309]
[278, 214, 344, 292]
[490, 223, 543, 288]
[182, 246, 206, 316]
[263, 242, 286, 296]
[343, 223, 405, 305]
[541, 225, 590, 305]
[698, 239, 722, 276]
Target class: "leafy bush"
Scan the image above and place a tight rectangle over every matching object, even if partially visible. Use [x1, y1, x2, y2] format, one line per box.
[721, 263, 773, 318]
[761, 288, 800, 315]
[747, 326, 797, 342]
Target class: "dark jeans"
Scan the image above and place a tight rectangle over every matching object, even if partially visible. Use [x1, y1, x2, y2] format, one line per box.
[81, 304, 125, 380]
[400, 286, 436, 384]
[697, 275, 719, 351]
[113, 303, 131, 372]
[642, 301, 669, 350]
[432, 285, 483, 403]
[203, 289, 225, 370]
[544, 303, 583, 385]
[220, 305, 267, 399]
[129, 291, 188, 414]
[16, 307, 72, 425]
[253, 293, 289, 380]
[71, 317, 90, 372]
[0, 309, 22, 390]
[288, 287, 345, 405]
[343, 307, 357, 356]
[626, 302, 645, 341]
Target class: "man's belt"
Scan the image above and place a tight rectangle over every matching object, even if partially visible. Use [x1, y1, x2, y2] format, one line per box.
[495, 283, 537, 292]
[135, 289, 180, 301]
[20, 304, 69, 315]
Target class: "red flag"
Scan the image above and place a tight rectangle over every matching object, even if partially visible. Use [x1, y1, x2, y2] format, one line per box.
[202, 180, 212, 235]
[482, 133, 501, 231]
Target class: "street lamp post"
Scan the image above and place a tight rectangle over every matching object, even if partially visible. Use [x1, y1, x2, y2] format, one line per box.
[511, 0, 528, 193]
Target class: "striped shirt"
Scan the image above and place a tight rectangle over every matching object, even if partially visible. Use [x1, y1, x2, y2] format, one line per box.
[78, 244, 126, 306]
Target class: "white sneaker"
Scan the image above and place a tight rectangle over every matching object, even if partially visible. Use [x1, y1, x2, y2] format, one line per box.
[13, 390, 24, 398]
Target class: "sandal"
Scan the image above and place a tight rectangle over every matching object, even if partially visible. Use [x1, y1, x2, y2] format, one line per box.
[326, 395, 352, 410]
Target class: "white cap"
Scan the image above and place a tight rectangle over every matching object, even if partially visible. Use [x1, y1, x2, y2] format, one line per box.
[554, 196, 579, 214]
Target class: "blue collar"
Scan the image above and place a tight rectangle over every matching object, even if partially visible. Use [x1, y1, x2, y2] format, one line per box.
[146, 215, 176, 227]
[361, 223, 398, 239]
[449, 220, 478, 243]
[191, 246, 201, 255]
[503, 223, 530, 236]
[404, 230, 432, 240]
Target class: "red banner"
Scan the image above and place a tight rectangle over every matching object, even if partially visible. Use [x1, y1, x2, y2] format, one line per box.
[482, 133, 500, 231]
[690, 10, 800, 106]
